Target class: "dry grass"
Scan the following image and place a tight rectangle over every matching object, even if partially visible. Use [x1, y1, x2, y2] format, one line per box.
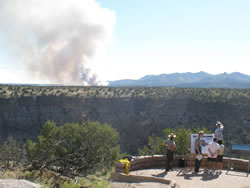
[0, 167, 111, 188]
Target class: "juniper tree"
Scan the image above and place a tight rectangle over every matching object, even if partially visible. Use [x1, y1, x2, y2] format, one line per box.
[25, 121, 120, 177]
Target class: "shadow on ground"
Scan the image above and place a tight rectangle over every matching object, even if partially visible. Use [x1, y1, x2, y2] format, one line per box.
[176, 168, 221, 181]
[152, 171, 168, 177]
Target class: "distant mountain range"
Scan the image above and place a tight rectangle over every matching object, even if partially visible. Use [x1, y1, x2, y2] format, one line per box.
[108, 72, 250, 88]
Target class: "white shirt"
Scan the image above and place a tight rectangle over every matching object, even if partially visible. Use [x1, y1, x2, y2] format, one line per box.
[208, 141, 219, 158]
[215, 127, 224, 140]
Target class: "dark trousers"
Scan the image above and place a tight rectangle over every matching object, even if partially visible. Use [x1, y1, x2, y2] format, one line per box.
[195, 158, 201, 173]
[195, 149, 202, 172]
[166, 150, 174, 171]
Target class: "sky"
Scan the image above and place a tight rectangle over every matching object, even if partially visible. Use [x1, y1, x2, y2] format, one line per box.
[0, 0, 250, 84]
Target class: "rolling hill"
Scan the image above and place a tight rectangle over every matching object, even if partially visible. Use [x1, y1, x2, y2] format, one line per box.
[108, 72, 250, 88]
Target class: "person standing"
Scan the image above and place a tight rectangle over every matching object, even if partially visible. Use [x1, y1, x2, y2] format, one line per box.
[194, 131, 204, 173]
[207, 137, 219, 175]
[215, 121, 224, 142]
[217, 140, 224, 173]
[164, 133, 176, 171]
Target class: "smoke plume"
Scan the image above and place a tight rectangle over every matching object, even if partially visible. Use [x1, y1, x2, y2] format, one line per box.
[0, 0, 115, 85]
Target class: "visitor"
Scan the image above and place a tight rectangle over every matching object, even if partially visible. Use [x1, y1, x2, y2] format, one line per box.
[217, 140, 224, 173]
[164, 133, 176, 171]
[207, 137, 219, 175]
[215, 121, 224, 142]
[194, 131, 204, 173]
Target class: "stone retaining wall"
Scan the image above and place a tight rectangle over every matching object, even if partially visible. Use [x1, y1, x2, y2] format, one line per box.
[115, 155, 250, 173]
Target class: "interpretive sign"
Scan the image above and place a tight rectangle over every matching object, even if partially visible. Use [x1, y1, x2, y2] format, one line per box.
[228, 144, 250, 175]
[190, 134, 214, 154]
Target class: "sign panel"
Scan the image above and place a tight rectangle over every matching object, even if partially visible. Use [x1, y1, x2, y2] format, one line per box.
[232, 144, 250, 154]
[191, 134, 214, 154]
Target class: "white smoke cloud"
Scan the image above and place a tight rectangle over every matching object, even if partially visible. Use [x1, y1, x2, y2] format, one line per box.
[0, 0, 115, 85]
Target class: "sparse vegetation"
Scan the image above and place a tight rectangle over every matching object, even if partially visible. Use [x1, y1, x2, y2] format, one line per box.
[0, 168, 112, 187]
[0, 85, 250, 103]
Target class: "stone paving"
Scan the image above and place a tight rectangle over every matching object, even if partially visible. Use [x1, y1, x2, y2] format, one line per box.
[111, 168, 250, 188]
[110, 182, 171, 188]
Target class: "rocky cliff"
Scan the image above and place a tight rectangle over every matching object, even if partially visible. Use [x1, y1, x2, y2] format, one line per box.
[0, 85, 250, 154]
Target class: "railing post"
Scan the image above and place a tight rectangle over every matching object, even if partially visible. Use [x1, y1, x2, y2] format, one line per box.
[248, 156, 250, 177]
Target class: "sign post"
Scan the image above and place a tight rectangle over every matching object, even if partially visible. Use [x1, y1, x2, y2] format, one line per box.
[227, 144, 250, 176]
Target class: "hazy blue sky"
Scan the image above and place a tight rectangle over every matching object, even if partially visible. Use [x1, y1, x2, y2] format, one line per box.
[94, 0, 250, 81]
[0, 0, 250, 84]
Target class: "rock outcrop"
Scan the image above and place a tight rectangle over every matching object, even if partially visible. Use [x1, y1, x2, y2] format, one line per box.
[0, 179, 41, 188]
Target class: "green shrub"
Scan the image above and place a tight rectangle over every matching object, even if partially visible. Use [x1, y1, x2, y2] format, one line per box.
[25, 121, 120, 177]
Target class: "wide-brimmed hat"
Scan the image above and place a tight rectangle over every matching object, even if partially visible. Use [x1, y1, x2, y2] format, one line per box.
[168, 133, 176, 138]
[199, 131, 204, 135]
[216, 121, 223, 127]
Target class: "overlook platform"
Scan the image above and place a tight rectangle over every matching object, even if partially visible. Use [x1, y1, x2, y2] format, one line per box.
[111, 155, 250, 188]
